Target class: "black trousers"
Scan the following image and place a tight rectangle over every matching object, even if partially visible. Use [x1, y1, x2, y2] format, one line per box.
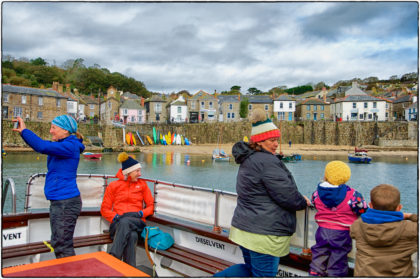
[109, 213, 146, 267]
[49, 196, 82, 258]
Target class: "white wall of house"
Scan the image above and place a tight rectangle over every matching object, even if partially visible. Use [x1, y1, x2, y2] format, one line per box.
[78, 104, 85, 120]
[67, 100, 78, 117]
[331, 101, 387, 121]
[170, 105, 188, 123]
[273, 100, 295, 120]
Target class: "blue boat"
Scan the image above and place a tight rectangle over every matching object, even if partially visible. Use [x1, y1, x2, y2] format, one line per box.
[348, 148, 372, 164]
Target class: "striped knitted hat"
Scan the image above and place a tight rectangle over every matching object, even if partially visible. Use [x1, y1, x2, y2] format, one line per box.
[250, 109, 280, 143]
[118, 152, 142, 175]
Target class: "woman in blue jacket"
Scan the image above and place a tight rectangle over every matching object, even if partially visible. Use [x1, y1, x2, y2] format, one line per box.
[13, 115, 85, 258]
[214, 109, 310, 277]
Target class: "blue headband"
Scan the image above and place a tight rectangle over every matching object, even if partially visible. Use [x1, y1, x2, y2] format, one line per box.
[52, 115, 78, 134]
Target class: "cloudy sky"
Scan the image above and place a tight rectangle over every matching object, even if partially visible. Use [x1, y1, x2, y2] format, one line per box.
[2, 2, 418, 94]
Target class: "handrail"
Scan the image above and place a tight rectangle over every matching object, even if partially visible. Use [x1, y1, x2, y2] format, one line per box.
[2, 178, 16, 214]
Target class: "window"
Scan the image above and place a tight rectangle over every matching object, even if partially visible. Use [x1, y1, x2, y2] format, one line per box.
[306, 113, 310, 120]
[22, 95, 26, 104]
[320, 113, 324, 119]
[123, 109, 128, 115]
[209, 102, 213, 109]
[191, 102, 196, 110]
[280, 102, 283, 109]
[156, 113, 160, 121]
[177, 106, 182, 113]
[264, 105, 268, 111]
[232, 113, 235, 119]
[307, 105, 311, 111]
[2, 106, 8, 119]
[320, 105, 324, 111]
[201, 102, 205, 109]
[3, 93, 9, 102]
[386, 103, 388, 109]
[368, 114, 372, 119]
[57, 99, 61, 107]
[229, 104, 233, 110]
[278, 112, 285, 120]
[352, 103, 356, 108]
[373, 102, 377, 108]
[248, 104, 252, 110]
[227, 112, 231, 119]
[155, 103, 162, 112]
[138, 110, 142, 116]
[385, 112, 389, 118]
[359, 114, 363, 119]
[314, 105, 317, 111]
[38, 97, 43, 106]
[13, 106, 23, 117]
[131, 116, 135, 122]
[289, 102, 292, 109]
[364, 102, 368, 108]
[90, 111, 94, 117]
[90, 104, 94, 109]
[37, 111, 43, 119]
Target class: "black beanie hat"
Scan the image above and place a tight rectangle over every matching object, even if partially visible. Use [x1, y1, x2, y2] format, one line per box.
[117, 152, 141, 175]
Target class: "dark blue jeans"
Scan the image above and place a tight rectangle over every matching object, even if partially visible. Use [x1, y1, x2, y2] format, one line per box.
[49, 195, 82, 258]
[213, 246, 280, 277]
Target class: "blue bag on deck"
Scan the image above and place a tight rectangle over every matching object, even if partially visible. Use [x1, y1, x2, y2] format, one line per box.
[141, 226, 174, 250]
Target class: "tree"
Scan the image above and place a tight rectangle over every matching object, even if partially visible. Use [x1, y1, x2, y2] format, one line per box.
[314, 81, 329, 91]
[30, 57, 47, 66]
[247, 87, 262, 95]
[231, 85, 241, 92]
[239, 98, 249, 118]
[389, 75, 399, 81]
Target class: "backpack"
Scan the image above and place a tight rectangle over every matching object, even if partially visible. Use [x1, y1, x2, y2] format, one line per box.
[141, 226, 174, 250]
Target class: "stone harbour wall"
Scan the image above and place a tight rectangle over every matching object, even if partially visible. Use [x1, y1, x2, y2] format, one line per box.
[2, 120, 417, 148]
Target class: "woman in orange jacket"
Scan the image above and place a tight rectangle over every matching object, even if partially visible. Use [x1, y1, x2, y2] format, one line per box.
[101, 152, 154, 267]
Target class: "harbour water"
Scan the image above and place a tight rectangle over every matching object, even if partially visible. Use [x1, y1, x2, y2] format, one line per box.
[2, 152, 418, 214]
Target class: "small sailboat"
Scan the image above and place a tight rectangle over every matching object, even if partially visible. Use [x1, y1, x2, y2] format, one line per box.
[213, 127, 230, 162]
[83, 152, 102, 159]
[348, 147, 372, 163]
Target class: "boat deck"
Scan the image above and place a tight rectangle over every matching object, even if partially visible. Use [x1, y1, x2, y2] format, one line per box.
[2, 251, 149, 277]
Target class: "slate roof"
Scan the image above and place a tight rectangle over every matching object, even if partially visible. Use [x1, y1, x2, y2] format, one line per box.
[333, 95, 383, 103]
[217, 95, 240, 103]
[247, 95, 273, 104]
[274, 94, 295, 101]
[120, 100, 143, 110]
[146, 94, 167, 102]
[2, 84, 67, 99]
[297, 98, 328, 106]
[122, 92, 140, 99]
[393, 94, 414, 104]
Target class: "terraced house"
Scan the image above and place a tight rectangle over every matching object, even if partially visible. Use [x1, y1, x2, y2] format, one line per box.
[145, 94, 168, 123]
[247, 95, 273, 118]
[217, 95, 240, 122]
[2, 84, 67, 122]
[295, 98, 330, 121]
[187, 90, 218, 123]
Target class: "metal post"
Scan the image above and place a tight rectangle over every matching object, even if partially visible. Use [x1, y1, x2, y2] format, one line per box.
[302, 207, 311, 256]
[2, 178, 16, 214]
[213, 191, 221, 233]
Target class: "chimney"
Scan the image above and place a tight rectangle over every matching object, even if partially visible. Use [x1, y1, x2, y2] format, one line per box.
[141, 97, 145, 107]
[58, 84, 63, 94]
[74, 88, 79, 96]
[323, 93, 326, 102]
[66, 84, 70, 94]
[52, 81, 58, 91]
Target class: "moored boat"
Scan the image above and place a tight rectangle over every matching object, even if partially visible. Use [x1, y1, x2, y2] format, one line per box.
[82, 152, 102, 159]
[348, 147, 372, 164]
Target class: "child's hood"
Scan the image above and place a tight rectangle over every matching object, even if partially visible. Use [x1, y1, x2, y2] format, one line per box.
[357, 221, 405, 247]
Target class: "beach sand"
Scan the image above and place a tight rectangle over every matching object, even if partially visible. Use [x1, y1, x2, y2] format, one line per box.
[5, 143, 417, 157]
[138, 143, 417, 157]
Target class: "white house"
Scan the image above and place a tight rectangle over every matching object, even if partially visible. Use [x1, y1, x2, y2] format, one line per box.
[273, 94, 295, 121]
[169, 96, 188, 123]
[66, 98, 78, 119]
[331, 95, 387, 121]
[405, 102, 418, 121]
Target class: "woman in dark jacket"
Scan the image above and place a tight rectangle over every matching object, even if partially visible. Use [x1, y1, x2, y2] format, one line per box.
[13, 115, 85, 258]
[214, 109, 310, 277]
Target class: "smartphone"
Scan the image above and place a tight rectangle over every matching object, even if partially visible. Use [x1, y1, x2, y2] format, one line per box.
[13, 121, 19, 129]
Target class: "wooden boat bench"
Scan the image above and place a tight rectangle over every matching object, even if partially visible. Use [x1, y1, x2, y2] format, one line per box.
[2, 233, 112, 260]
[144, 216, 236, 276]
